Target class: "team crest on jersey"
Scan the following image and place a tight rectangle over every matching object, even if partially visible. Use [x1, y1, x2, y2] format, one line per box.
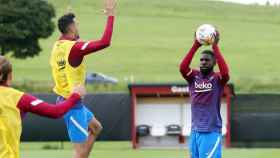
[194, 81, 213, 93]
[57, 55, 66, 71]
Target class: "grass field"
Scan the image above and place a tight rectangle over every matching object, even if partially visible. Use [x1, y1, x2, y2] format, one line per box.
[9, 0, 280, 92]
[12, 1, 280, 157]
[20, 141, 280, 158]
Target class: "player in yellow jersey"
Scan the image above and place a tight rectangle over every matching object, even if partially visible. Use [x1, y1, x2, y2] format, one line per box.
[49, 0, 116, 157]
[0, 56, 85, 158]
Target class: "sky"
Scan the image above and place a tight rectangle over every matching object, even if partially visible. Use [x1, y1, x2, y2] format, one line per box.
[216, 0, 280, 5]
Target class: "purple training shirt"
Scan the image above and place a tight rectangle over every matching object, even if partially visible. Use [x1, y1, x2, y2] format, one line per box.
[188, 70, 224, 133]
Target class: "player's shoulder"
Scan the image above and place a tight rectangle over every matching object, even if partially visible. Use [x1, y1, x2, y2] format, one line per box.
[213, 72, 220, 76]
[71, 40, 92, 51]
[75, 40, 92, 45]
[211, 72, 227, 84]
[213, 72, 224, 78]
[211, 72, 220, 79]
[0, 86, 22, 94]
[191, 69, 200, 76]
[56, 39, 76, 46]
[0, 86, 24, 100]
[10, 87, 24, 97]
[186, 69, 200, 80]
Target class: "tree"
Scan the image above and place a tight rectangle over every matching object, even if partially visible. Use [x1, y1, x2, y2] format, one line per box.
[0, 0, 55, 59]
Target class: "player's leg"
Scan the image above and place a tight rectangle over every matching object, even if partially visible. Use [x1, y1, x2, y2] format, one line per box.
[189, 131, 199, 158]
[57, 97, 91, 158]
[197, 132, 222, 158]
[84, 108, 103, 156]
[89, 117, 103, 138]
[66, 107, 91, 158]
[73, 143, 88, 158]
[84, 130, 95, 156]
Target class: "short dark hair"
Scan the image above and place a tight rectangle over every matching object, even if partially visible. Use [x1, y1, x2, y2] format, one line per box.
[201, 50, 215, 59]
[58, 13, 75, 34]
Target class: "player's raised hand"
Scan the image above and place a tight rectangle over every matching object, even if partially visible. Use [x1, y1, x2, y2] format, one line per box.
[193, 32, 202, 47]
[104, 0, 116, 16]
[72, 85, 87, 97]
[213, 30, 220, 45]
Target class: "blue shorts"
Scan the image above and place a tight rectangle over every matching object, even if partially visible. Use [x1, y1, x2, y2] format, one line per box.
[189, 131, 222, 158]
[57, 96, 94, 143]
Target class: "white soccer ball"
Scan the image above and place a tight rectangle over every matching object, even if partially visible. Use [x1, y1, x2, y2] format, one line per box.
[195, 24, 217, 45]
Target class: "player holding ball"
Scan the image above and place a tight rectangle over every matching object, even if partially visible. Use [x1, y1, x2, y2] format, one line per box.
[179, 24, 230, 158]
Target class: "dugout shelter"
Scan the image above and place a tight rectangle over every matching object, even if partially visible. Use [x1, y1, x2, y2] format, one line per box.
[129, 83, 234, 149]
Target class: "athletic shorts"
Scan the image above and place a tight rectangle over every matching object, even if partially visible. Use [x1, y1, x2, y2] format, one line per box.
[189, 131, 222, 158]
[56, 96, 94, 143]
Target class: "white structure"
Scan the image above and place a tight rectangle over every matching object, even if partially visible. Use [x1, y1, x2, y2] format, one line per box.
[129, 84, 233, 149]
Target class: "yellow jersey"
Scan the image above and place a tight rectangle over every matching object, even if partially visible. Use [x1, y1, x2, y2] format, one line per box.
[50, 40, 86, 98]
[0, 86, 24, 158]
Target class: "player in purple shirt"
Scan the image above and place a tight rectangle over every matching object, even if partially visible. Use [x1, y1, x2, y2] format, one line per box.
[180, 32, 229, 158]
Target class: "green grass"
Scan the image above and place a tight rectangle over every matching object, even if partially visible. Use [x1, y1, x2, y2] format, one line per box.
[9, 0, 280, 92]
[20, 141, 280, 158]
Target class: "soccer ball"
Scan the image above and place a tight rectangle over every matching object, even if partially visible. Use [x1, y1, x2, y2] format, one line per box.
[195, 24, 217, 45]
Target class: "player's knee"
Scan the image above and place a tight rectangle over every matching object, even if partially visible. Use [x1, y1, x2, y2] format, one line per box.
[96, 122, 103, 134]
[90, 119, 102, 135]
[92, 124, 102, 136]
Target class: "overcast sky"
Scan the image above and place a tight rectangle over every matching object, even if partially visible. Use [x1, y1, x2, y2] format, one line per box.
[217, 0, 280, 5]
